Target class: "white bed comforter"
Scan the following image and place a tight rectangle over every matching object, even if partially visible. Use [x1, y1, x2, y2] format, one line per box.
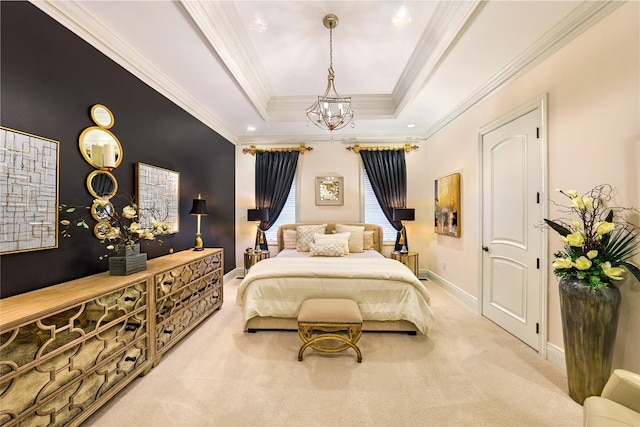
[236, 256, 435, 334]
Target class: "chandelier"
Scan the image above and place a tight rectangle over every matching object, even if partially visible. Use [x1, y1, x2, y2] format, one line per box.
[305, 14, 355, 132]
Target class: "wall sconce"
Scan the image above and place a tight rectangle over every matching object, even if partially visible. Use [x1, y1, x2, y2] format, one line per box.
[189, 194, 209, 251]
[247, 208, 269, 252]
[392, 208, 415, 254]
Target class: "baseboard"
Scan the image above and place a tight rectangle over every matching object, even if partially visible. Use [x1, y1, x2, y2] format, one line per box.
[225, 268, 243, 283]
[424, 269, 478, 312]
[546, 342, 566, 373]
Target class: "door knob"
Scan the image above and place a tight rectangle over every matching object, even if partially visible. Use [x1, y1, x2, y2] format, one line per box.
[482, 246, 489, 252]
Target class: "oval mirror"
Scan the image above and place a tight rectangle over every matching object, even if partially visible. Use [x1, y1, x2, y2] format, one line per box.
[79, 127, 123, 169]
[86, 170, 118, 199]
[91, 200, 114, 221]
[94, 221, 112, 239]
[91, 104, 114, 129]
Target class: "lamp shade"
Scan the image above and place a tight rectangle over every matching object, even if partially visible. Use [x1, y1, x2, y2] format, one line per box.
[392, 208, 415, 221]
[247, 208, 269, 222]
[189, 198, 209, 216]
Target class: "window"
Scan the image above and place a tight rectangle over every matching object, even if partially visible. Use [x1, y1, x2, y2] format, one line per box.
[265, 176, 296, 242]
[363, 170, 397, 242]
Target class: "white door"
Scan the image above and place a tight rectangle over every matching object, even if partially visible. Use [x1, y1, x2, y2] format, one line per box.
[481, 108, 542, 351]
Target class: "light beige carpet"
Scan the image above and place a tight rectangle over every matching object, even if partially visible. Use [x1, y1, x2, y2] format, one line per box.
[84, 278, 582, 426]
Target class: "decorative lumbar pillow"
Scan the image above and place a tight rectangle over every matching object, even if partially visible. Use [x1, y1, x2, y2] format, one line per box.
[335, 224, 365, 253]
[282, 230, 297, 249]
[309, 241, 346, 257]
[314, 232, 350, 255]
[296, 224, 327, 252]
[363, 230, 375, 250]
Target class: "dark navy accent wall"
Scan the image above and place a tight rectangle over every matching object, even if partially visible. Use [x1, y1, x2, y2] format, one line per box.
[0, 2, 236, 298]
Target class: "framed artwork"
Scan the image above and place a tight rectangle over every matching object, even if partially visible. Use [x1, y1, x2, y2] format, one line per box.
[434, 172, 461, 237]
[315, 176, 344, 206]
[0, 126, 59, 254]
[136, 163, 180, 233]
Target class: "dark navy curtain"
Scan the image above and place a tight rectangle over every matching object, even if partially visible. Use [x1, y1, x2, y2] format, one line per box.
[254, 151, 299, 250]
[360, 149, 407, 252]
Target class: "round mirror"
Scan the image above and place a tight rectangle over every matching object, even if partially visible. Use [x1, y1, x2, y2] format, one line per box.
[91, 200, 114, 221]
[86, 170, 118, 199]
[91, 104, 114, 129]
[79, 127, 123, 169]
[94, 221, 112, 239]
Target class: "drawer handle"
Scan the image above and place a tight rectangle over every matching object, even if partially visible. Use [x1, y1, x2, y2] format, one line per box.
[125, 356, 137, 362]
[125, 324, 139, 331]
[163, 330, 173, 334]
[124, 296, 136, 302]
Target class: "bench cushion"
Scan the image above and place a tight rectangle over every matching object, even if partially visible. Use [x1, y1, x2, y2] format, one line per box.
[298, 298, 362, 324]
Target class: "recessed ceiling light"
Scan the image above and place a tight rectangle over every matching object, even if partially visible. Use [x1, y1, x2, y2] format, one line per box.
[406, 123, 416, 128]
[250, 16, 268, 33]
[246, 126, 256, 132]
[392, 6, 412, 27]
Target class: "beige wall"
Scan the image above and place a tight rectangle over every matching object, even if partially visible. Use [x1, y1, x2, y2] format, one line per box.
[421, 1, 639, 372]
[235, 2, 639, 372]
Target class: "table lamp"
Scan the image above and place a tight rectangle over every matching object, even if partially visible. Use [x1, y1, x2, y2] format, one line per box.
[392, 208, 415, 254]
[189, 194, 209, 251]
[247, 208, 269, 252]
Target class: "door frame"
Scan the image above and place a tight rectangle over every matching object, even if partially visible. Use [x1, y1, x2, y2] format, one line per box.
[477, 93, 549, 358]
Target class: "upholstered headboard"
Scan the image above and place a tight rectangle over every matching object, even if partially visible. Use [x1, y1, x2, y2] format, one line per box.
[277, 222, 383, 253]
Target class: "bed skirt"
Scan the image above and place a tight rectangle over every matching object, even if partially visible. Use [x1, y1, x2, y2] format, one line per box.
[245, 316, 421, 335]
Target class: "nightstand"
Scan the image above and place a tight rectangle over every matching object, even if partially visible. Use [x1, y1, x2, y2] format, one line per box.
[244, 250, 270, 276]
[390, 251, 419, 277]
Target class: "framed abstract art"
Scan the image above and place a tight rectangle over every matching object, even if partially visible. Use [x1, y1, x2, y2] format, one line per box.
[434, 172, 461, 237]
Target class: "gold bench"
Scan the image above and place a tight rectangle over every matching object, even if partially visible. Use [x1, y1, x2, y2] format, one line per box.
[297, 298, 363, 363]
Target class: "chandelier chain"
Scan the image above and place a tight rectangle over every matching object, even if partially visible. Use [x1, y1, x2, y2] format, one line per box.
[329, 25, 333, 71]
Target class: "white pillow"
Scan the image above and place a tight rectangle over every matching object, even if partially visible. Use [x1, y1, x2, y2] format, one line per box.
[363, 230, 375, 250]
[335, 224, 365, 253]
[309, 241, 346, 257]
[282, 230, 297, 249]
[296, 224, 327, 252]
[314, 232, 350, 255]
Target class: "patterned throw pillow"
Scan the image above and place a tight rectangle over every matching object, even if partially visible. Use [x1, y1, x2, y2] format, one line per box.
[282, 230, 297, 249]
[335, 224, 365, 253]
[363, 230, 375, 250]
[309, 241, 346, 257]
[314, 232, 350, 255]
[296, 224, 327, 252]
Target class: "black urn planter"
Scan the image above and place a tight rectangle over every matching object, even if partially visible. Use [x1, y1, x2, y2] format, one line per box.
[558, 278, 621, 405]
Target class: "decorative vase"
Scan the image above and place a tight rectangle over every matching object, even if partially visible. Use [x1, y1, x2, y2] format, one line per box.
[558, 278, 621, 405]
[109, 243, 147, 276]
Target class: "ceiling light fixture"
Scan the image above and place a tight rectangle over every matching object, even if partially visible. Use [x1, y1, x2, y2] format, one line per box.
[392, 5, 412, 27]
[305, 14, 354, 134]
[250, 15, 268, 32]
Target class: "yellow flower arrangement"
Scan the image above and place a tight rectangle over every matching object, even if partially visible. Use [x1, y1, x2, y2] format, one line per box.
[545, 184, 640, 289]
[60, 193, 173, 259]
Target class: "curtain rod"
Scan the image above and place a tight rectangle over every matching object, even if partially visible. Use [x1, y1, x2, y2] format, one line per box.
[346, 143, 419, 153]
[242, 144, 313, 155]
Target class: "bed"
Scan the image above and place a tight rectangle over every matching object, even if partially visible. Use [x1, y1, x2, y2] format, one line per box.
[236, 222, 435, 335]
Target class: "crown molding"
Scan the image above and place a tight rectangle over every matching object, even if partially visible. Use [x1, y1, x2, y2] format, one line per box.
[236, 131, 425, 145]
[180, 0, 272, 121]
[392, 1, 482, 115]
[30, 0, 239, 144]
[421, 0, 623, 141]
